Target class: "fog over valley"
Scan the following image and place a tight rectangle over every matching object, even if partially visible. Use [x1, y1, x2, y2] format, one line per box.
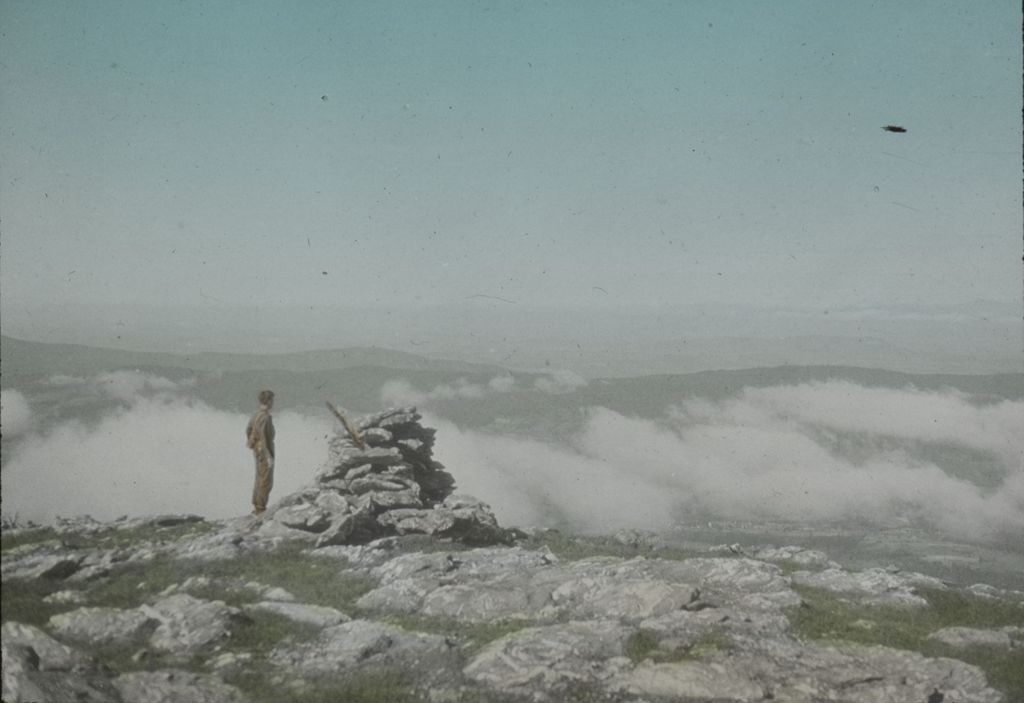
[3, 336, 1021, 561]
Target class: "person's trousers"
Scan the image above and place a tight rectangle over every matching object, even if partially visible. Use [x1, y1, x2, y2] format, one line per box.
[252, 455, 274, 513]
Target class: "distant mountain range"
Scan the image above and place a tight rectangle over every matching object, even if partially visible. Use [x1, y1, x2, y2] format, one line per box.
[3, 335, 1021, 427]
[0, 335, 504, 379]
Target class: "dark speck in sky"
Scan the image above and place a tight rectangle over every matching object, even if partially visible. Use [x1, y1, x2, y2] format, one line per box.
[882, 125, 907, 133]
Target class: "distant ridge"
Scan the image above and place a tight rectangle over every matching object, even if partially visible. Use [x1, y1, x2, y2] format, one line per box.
[0, 335, 505, 378]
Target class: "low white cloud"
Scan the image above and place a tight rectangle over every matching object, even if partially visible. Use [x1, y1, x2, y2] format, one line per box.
[381, 375, 517, 406]
[676, 382, 1023, 469]
[7, 376, 1021, 542]
[429, 415, 676, 532]
[488, 375, 516, 393]
[533, 369, 588, 394]
[1, 393, 331, 524]
[430, 382, 1024, 541]
[380, 370, 586, 408]
[92, 370, 183, 402]
[1, 390, 34, 438]
[43, 370, 193, 402]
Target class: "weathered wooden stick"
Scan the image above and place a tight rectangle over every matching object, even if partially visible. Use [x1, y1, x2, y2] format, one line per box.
[326, 401, 366, 449]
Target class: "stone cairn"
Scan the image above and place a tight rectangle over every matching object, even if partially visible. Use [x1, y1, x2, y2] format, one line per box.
[266, 407, 512, 547]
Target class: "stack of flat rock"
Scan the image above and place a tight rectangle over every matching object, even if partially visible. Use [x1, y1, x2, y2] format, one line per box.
[264, 407, 511, 547]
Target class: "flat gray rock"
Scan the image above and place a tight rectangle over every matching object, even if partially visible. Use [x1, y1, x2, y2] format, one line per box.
[755, 545, 840, 569]
[639, 606, 792, 643]
[113, 669, 249, 703]
[170, 531, 244, 562]
[612, 661, 766, 701]
[2, 553, 85, 581]
[376, 507, 458, 535]
[49, 607, 157, 646]
[549, 576, 698, 622]
[270, 619, 451, 675]
[790, 566, 947, 607]
[928, 626, 1014, 650]
[420, 580, 540, 622]
[1, 622, 90, 671]
[271, 503, 332, 533]
[141, 594, 239, 656]
[245, 601, 349, 628]
[1, 623, 119, 703]
[731, 638, 1003, 703]
[464, 620, 632, 693]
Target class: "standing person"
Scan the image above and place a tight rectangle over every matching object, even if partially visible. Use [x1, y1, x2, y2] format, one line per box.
[245, 390, 276, 516]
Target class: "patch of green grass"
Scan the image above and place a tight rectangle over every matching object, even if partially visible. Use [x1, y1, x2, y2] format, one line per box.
[0, 578, 66, 626]
[196, 542, 376, 613]
[687, 630, 735, 659]
[625, 628, 734, 664]
[624, 628, 661, 662]
[102, 520, 218, 548]
[88, 556, 189, 609]
[85, 542, 375, 614]
[5, 539, 374, 650]
[91, 640, 173, 677]
[219, 607, 419, 703]
[788, 585, 1024, 700]
[519, 530, 698, 562]
[1, 527, 59, 553]
[1, 520, 212, 554]
[384, 614, 530, 652]
[773, 559, 805, 576]
[227, 609, 321, 655]
[227, 665, 417, 703]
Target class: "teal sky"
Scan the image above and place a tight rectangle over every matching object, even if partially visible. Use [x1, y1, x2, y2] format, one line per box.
[1, 1, 1021, 316]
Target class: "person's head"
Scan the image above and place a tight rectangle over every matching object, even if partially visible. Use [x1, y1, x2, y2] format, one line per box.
[258, 390, 275, 408]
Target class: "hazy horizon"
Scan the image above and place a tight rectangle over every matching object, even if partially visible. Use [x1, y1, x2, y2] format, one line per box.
[2, 298, 1019, 377]
[2, 1, 1021, 322]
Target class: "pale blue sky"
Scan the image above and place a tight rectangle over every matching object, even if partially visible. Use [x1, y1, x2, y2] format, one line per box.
[1, 0, 1021, 318]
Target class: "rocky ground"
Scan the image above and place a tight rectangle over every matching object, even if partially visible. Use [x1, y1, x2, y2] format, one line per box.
[3, 408, 1023, 702]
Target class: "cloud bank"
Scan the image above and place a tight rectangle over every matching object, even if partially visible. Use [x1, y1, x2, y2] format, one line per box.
[430, 382, 1024, 541]
[380, 371, 588, 407]
[1, 389, 34, 438]
[5, 374, 1021, 543]
[1, 376, 330, 523]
